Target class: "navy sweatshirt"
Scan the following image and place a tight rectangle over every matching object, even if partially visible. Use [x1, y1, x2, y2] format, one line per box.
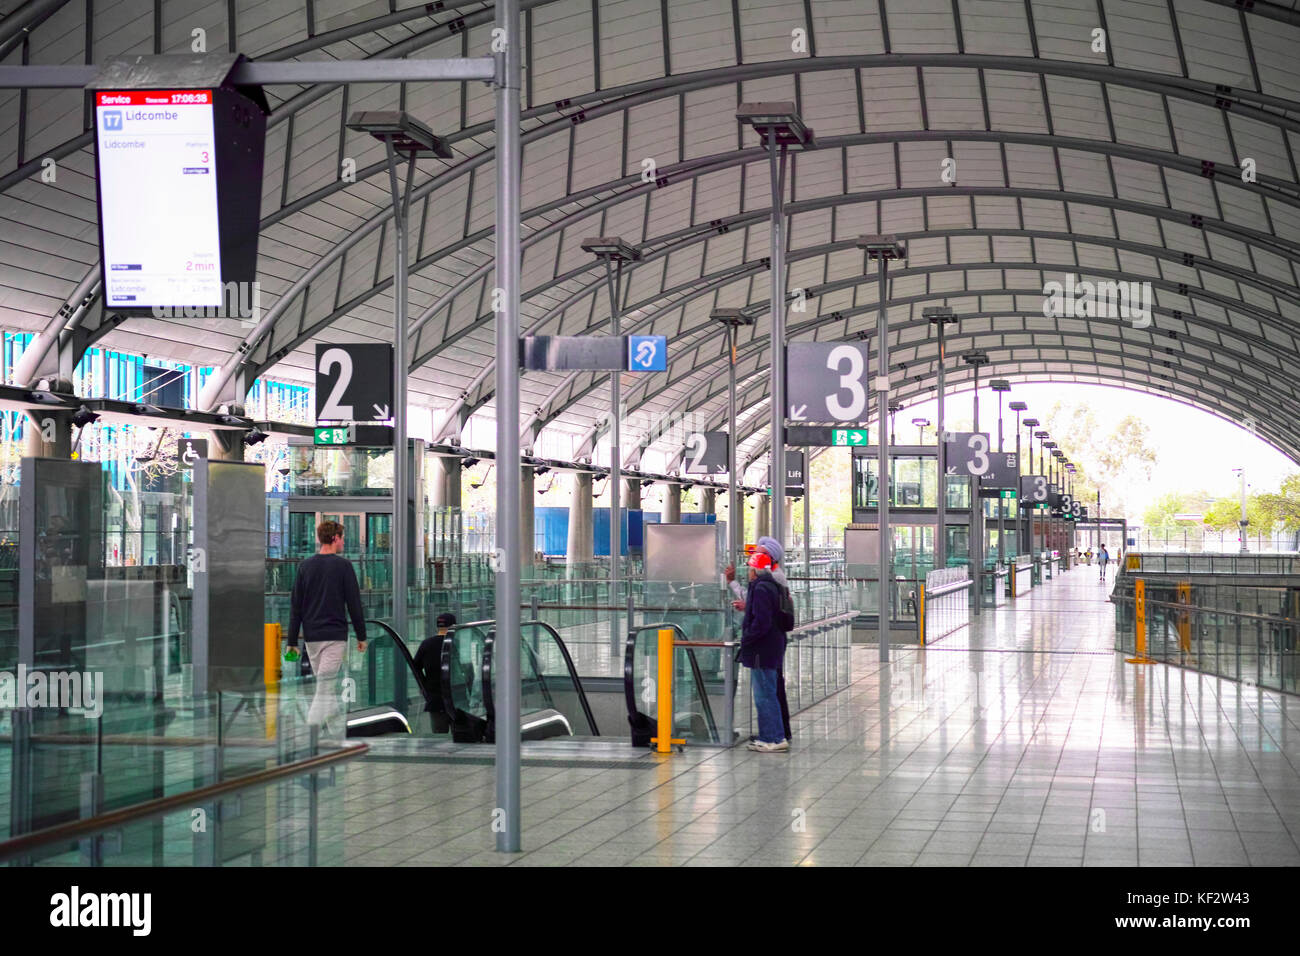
[288, 553, 367, 646]
[740, 570, 785, 669]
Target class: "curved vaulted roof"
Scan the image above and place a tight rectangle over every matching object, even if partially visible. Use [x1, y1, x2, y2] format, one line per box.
[2, 0, 1299, 476]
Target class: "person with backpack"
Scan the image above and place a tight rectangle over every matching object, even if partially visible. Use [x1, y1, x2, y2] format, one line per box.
[1099, 545, 1110, 580]
[740, 550, 787, 752]
[725, 536, 795, 744]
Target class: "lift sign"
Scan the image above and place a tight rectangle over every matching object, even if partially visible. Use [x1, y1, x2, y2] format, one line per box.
[95, 90, 223, 310]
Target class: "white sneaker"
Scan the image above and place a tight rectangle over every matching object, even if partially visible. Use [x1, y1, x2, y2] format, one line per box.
[747, 739, 789, 753]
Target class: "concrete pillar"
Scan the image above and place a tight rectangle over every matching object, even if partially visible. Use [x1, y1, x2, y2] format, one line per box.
[567, 471, 595, 566]
[521, 465, 535, 570]
[23, 410, 74, 458]
[701, 487, 716, 515]
[209, 429, 246, 461]
[428, 454, 462, 509]
[756, 497, 770, 539]
[663, 483, 681, 523]
[623, 477, 641, 512]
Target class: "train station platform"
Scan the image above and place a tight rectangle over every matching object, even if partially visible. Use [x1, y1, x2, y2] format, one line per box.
[330, 568, 1300, 867]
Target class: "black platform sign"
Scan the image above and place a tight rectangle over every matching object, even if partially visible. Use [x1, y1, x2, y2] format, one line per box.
[784, 451, 805, 496]
[786, 343, 871, 423]
[944, 432, 992, 477]
[315, 343, 394, 423]
[979, 452, 1019, 489]
[1020, 474, 1049, 505]
[683, 431, 728, 475]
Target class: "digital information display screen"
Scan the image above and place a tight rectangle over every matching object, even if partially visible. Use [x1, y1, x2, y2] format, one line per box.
[95, 89, 224, 310]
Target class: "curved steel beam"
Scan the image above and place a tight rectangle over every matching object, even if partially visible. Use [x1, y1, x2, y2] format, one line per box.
[555, 258, 1298, 459]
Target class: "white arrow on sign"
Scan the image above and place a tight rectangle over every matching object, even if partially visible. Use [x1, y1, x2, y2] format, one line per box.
[849, 432, 864, 445]
[788, 404, 807, 420]
[372, 404, 390, 420]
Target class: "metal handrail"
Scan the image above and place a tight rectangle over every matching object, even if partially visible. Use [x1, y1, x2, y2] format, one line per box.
[0, 743, 369, 863]
[1110, 592, 1297, 626]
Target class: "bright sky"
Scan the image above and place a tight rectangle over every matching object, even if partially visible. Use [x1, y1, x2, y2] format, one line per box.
[899, 382, 1296, 522]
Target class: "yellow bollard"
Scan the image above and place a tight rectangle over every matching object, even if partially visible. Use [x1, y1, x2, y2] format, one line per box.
[1126, 578, 1154, 665]
[918, 586, 926, 646]
[650, 628, 685, 753]
[264, 623, 282, 738]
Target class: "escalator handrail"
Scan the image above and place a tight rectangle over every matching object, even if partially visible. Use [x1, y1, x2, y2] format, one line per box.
[481, 632, 560, 733]
[363, 619, 432, 712]
[626, 622, 719, 742]
[440, 624, 491, 726]
[441, 618, 600, 737]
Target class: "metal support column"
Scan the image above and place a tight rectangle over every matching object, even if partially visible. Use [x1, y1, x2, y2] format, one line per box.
[381, 142, 416, 648]
[876, 257, 891, 662]
[493, 0, 522, 854]
[768, 144, 789, 543]
[727, 323, 739, 564]
[601, 258, 624, 644]
[935, 321, 948, 569]
[803, 445, 812, 580]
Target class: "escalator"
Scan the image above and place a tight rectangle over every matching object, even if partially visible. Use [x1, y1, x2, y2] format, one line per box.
[343, 619, 430, 737]
[623, 623, 722, 748]
[439, 620, 601, 744]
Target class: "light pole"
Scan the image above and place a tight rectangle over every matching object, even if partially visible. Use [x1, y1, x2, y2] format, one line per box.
[711, 308, 754, 566]
[859, 234, 907, 663]
[1033, 427, 1048, 557]
[990, 380, 1010, 567]
[737, 103, 814, 547]
[924, 306, 958, 570]
[911, 417, 930, 445]
[963, 350, 989, 614]
[582, 236, 641, 635]
[1009, 401, 1027, 558]
[1233, 467, 1248, 552]
[345, 111, 453, 651]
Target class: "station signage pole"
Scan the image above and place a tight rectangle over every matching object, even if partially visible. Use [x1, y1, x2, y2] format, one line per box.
[494, 0, 522, 854]
[925, 307, 956, 572]
[860, 236, 906, 662]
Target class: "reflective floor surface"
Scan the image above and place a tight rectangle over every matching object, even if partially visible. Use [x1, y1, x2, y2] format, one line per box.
[334, 566, 1300, 866]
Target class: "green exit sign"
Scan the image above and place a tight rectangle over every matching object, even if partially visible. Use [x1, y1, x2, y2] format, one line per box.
[314, 426, 353, 445]
[1001, 489, 1016, 499]
[831, 428, 869, 446]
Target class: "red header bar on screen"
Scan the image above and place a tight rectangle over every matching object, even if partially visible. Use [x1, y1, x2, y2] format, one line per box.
[95, 90, 212, 107]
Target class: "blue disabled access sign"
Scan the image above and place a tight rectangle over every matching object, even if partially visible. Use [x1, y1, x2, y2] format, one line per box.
[627, 335, 667, 372]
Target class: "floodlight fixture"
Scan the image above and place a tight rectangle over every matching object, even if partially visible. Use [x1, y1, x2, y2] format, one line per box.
[345, 111, 452, 157]
[71, 405, 99, 428]
[856, 234, 907, 260]
[911, 417, 930, 428]
[963, 350, 990, 366]
[888, 398, 903, 413]
[1034, 430, 1049, 440]
[735, 102, 815, 148]
[1009, 401, 1028, 412]
[1023, 418, 1040, 428]
[922, 306, 956, 323]
[710, 308, 754, 327]
[989, 379, 1011, 392]
[581, 236, 641, 262]
[1042, 441, 1058, 450]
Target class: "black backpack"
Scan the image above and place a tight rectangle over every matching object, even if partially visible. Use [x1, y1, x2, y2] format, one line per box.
[777, 583, 796, 633]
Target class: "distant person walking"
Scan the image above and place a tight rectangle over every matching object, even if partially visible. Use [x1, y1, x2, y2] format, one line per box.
[287, 520, 368, 731]
[740, 550, 787, 753]
[1099, 545, 1110, 580]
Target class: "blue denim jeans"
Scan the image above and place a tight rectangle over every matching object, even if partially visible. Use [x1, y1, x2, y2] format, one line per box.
[750, 667, 784, 743]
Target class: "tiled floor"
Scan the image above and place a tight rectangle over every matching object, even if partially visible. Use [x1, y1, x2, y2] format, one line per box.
[333, 566, 1300, 866]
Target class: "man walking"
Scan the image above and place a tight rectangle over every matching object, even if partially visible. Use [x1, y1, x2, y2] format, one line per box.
[414, 612, 457, 733]
[741, 551, 787, 753]
[1099, 544, 1110, 581]
[288, 520, 368, 732]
